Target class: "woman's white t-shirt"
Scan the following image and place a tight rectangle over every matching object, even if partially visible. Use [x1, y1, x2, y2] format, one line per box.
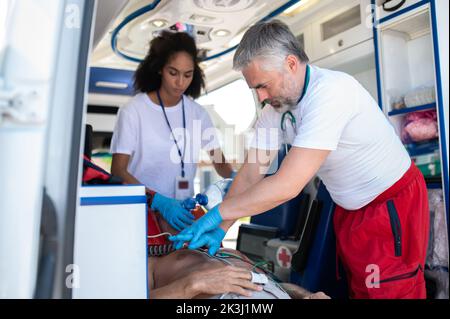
[251, 65, 411, 210]
[111, 93, 221, 198]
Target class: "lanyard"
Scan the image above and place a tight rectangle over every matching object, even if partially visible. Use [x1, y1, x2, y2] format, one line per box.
[156, 90, 187, 178]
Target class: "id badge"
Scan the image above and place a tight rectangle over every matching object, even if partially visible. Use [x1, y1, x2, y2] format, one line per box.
[175, 176, 191, 200]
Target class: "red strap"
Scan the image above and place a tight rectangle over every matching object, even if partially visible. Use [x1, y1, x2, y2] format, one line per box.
[147, 208, 167, 246]
[82, 155, 113, 183]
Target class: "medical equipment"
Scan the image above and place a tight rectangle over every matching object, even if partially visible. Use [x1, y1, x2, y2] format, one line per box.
[280, 111, 297, 154]
[251, 272, 269, 285]
[148, 243, 175, 256]
[264, 239, 299, 282]
[147, 232, 184, 256]
[195, 178, 233, 210]
[182, 197, 197, 210]
[236, 223, 279, 268]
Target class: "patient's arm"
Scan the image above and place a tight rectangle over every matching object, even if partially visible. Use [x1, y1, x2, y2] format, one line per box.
[280, 283, 331, 299]
[150, 264, 263, 299]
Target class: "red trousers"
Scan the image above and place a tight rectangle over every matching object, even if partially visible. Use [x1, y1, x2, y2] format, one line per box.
[334, 163, 429, 299]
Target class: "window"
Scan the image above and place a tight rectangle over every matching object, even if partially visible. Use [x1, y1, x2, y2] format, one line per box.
[198, 79, 256, 135]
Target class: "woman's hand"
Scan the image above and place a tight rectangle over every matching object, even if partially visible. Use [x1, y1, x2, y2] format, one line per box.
[187, 265, 263, 298]
[151, 193, 194, 231]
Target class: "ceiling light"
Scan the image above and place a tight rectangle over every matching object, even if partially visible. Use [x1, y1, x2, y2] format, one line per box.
[283, 0, 310, 15]
[150, 19, 168, 28]
[95, 81, 129, 89]
[212, 29, 231, 37]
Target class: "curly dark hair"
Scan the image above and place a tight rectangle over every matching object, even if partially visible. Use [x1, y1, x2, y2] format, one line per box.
[133, 31, 205, 99]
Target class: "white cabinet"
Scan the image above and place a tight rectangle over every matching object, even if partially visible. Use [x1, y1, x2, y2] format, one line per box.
[378, 6, 436, 117]
[73, 185, 148, 299]
[375, 1, 449, 298]
[374, 0, 424, 21]
[374, 1, 449, 282]
[311, 0, 373, 62]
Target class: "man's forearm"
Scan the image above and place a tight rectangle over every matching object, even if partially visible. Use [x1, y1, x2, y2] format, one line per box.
[220, 173, 297, 221]
[218, 147, 329, 221]
[220, 161, 265, 231]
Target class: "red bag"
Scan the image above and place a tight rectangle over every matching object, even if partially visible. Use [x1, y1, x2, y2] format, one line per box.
[82, 155, 122, 185]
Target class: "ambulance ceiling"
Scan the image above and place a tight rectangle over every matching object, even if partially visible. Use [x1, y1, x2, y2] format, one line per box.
[91, 0, 321, 92]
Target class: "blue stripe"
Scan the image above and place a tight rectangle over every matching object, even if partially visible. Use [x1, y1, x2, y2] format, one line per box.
[405, 140, 439, 157]
[388, 103, 436, 116]
[144, 202, 149, 299]
[89, 67, 135, 96]
[202, 0, 303, 62]
[262, 0, 303, 21]
[379, 0, 430, 24]
[80, 196, 147, 206]
[372, 0, 383, 108]
[430, 0, 449, 225]
[427, 183, 442, 190]
[111, 0, 303, 63]
[110, 0, 162, 63]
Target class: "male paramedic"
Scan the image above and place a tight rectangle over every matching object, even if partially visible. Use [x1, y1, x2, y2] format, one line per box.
[170, 20, 430, 299]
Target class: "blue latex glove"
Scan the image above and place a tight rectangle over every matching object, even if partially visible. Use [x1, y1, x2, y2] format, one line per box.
[151, 193, 195, 231]
[169, 204, 223, 246]
[171, 227, 226, 255]
[190, 228, 226, 255]
[230, 170, 238, 179]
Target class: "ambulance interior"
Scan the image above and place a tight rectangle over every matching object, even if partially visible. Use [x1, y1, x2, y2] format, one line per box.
[0, 0, 448, 299]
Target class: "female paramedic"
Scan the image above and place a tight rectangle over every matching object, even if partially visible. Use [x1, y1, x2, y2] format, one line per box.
[111, 30, 235, 231]
[171, 20, 430, 299]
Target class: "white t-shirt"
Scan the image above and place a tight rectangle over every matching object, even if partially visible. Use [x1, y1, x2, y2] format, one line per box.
[111, 93, 221, 198]
[251, 65, 411, 210]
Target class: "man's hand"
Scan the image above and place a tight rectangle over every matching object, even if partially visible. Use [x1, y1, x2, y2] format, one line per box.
[169, 205, 223, 248]
[151, 193, 194, 231]
[175, 227, 225, 255]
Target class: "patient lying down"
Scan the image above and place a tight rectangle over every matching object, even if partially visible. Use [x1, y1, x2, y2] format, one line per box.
[148, 212, 330, 299]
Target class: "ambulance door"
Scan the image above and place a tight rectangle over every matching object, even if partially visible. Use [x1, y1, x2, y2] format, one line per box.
[0, 0, 95, 298]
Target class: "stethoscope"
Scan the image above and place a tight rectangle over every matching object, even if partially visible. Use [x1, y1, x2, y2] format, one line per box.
[280, 110, 297, 155]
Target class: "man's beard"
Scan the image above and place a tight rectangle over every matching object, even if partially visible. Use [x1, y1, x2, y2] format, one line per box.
[268, 74, 301, 114]
[268, 94, 300, 114]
